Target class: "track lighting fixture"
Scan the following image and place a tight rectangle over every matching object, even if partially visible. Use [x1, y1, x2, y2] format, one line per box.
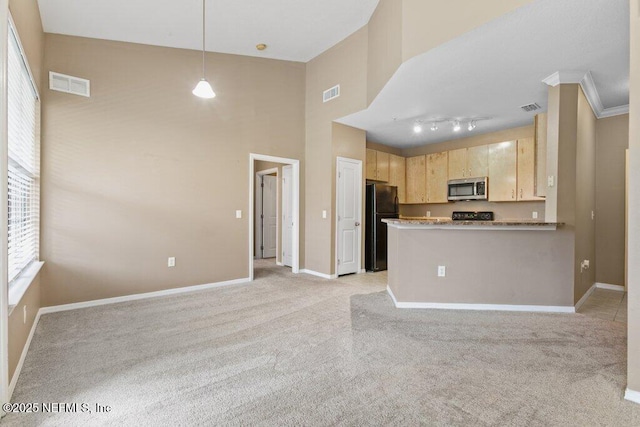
[468, 121, 476, 131]
[430, 123, 438, 131]
[452, 121, 461, 132]
[413, 124, 423, 133]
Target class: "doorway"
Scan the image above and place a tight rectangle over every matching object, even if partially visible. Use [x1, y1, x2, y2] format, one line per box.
[335, 157, 363, 276]
[255, 168, 278, 260]
[249, 154, 300, 281]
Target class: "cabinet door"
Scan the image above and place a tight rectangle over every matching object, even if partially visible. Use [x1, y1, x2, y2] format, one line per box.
[426, 152, 449, 203]
[488, 141, 517, 201]
[534, 113, 547, 197]
[448, 148, 467, 180]
[517, 138, 542, 201]
[467, 145, 489, 178]
[389, 154, 406, 204]
[376, 151, 390, 182]
[406, 155, 426, 204]
[366, 149, 377, 180]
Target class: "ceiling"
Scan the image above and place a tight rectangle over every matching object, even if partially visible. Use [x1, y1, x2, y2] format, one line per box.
[339, 0, 630, 147]
[38, 0, 629, 149]
[37, 0, 380, 63]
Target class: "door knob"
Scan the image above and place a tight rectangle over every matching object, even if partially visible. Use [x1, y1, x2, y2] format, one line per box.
[355, 222, 360, 227]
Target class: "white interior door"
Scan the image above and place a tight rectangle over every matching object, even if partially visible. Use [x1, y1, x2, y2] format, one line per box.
[282, 165, 293, 267]
[262, 175, 277, 258]
[337, 158, 362, 276]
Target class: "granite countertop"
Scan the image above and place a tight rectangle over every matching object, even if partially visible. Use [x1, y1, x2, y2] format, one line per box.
[384, 217, 564, 227]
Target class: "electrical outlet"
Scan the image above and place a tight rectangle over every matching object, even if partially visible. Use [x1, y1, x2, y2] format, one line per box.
[168, 257, 176, 267]
[322, 210, 327, 219]
[591, 211, 595, 220]
[548, 176, 555, 187]
[532, 211, 538, 219]
[426, 211, 431, 217]
[437, 266, 446, 277]
[235, 210, 242, 219]
[580, 259, 590, 272]
[23, 305, 27, 324]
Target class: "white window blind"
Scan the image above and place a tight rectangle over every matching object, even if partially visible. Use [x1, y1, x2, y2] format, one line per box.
[7, 21, 39, 284]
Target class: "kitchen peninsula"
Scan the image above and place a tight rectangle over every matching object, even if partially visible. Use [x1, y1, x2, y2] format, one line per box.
[383, 218, 574, 312]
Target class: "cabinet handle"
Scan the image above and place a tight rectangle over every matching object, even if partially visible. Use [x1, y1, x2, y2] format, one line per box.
[512, 189, 515, 199]
[462, 168, 465, 177]
[468, 168, 471, 176]
[520, 189, 523, 199]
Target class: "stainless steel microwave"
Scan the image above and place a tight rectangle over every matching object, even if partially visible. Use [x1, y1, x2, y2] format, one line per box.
[447, 177, 488, 201]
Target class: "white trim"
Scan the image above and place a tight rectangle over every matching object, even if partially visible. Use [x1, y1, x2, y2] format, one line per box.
[276, 261, 284, 266]
[542, 70, 629, 119]
[574, 283, 596, 311]
[300, 269, 337, 280]
[1, 0, 10, 413]
[39, 277, 250, 315]
[625, 388, 640, 404]
[8, 309, 40, 399]
[249, 154, 300, 281]
[595, 282, 626, 292]
[335, 156, 363, 278]
[387, 286, 575, 313]
[359, 269, 366, 274]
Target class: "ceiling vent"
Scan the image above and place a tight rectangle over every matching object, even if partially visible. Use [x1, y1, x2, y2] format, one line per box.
[323, 84, 340, 103]
[520, 102, 541, 112]
[49, 71, 90, 97]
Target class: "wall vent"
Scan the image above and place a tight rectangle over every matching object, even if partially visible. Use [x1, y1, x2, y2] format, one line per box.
[323, 84, 340, 103]
[520, 102, 541, 112]
[49, 72, 90, 97]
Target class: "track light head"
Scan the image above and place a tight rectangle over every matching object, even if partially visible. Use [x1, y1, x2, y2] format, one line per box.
[452, 121, 461, 132]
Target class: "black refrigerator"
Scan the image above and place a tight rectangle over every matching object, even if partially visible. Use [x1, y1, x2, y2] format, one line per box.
[365, 184, 399, 272]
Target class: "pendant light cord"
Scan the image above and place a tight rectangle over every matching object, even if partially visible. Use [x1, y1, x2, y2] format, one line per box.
[201, 0, 206, 77]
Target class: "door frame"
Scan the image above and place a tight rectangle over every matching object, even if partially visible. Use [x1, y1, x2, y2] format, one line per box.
[335, 156, 363, 276]
[255, 167, 279, 261]
[249, 154, 300, 280]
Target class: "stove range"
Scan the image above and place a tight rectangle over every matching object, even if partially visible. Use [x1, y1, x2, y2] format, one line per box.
[451, 211, 494, 221]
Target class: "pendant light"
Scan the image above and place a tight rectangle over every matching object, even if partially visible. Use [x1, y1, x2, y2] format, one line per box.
[192, 0, 216, 99]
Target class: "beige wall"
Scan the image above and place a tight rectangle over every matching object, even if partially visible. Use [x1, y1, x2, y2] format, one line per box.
[305, 28, 368, 276]
[6, 0, 43, 387]
[331, 123, 367, 272]
[575, 88, 597, 302]
[401, 0, 535, 62]
[8, 276, 40, 384]
[595, 115, 629, 287]
[367, 0, 402, 105]
[41, 34, 305, 306]
[387, 226, 574, 307]
[627, 0, 640, 394]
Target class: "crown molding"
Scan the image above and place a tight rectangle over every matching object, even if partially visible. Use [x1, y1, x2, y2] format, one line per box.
[542, 70, 629, 119]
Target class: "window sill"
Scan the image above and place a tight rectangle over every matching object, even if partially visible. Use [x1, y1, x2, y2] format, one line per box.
[8, 261, 44, 315]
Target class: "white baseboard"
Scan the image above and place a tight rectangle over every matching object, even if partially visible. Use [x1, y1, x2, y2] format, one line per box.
[625, 388, 640, 404]
[596, 282, 626, 292]
[575, 283, 597, 311]
[8, 310, 41, 400]
[300, 269, 336, 279]
[358, 269, 366, 274]
[39, 277, 251, 315]
[276, 262, 283, 266]
[387, 286, 575, 313]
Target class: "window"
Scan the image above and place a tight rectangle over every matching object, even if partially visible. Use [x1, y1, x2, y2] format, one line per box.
[7, 20, 39, 285]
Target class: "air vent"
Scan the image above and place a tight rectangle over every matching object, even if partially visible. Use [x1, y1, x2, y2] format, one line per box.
[49, 72, 90, 97]
[520, 102, 541, 112]
[323, 84, 340, 103]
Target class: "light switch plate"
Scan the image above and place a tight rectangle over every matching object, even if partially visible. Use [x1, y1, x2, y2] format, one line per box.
[438, 266, 446, 277]
[322, 210, 327, 219]
[532, 211, 538, 219]
[548, 176, 555, 187]
[168, 257, 176, 267]
[236, 210, 242, 219]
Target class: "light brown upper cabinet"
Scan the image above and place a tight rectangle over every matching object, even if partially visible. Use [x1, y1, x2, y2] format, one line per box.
[366, 149, 390, 182]
[517, 137, 544, 201]
[488, 141, 517, 201]
[388, 154, 406, 204]
[447, 146, 488, 180]
[426, 152, 448, 203]
[534, 113, 547, 197]
[406, 155, 427, 204]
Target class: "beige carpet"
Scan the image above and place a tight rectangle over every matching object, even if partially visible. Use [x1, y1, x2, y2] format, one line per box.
[3, 260, 639, 426]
